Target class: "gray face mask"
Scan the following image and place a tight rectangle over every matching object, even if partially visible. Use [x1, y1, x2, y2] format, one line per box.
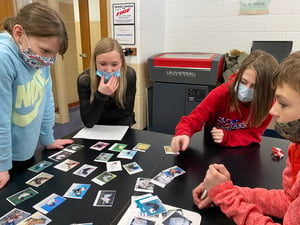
[235, 83, 254, 102]
[275, 119, 300, 143]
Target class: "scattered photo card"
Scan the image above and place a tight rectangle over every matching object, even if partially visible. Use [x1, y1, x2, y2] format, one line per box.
[106, 160, 122, 172]
[48, 150, 73, 162]
[54, 159, 80, 172]
[0, 208, 31, 225]
[117, 150, 137, 159]
[164, 145, 179, 155]
[123, 162, 143, 175]
[64, 143, 85, 153]
[18, 211, 52, 225]
[26, 172, 54, 187]
[92, 171, 117, 186]
[90, 141, 110, 151]
[94, 152, 114, 163]
[93, 190, 116, 207]
[33, 193, 66, 214]
[7, 187, 38, 206]
[135, 195, 167, 217]
[162, 211, 192, 225]
[134, 177, 154, 193]
[63, 183, 91, 199]
[73, 164, 97, 177]
[150, 172, 173, 188]
[109, 143, 127, 152]
[28, 160, 53, 173]
[162, 166, 186, 179]
[133, 143, 151, 152]
[126, 216, 156, 225]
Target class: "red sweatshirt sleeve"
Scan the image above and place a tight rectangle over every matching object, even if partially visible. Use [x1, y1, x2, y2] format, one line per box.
[209, 150, 300, 225]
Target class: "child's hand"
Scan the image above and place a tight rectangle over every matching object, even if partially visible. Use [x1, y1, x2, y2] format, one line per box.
[98, 75, 119, 96]
[192, 182, 213, 209]
[0, 171, 10, 189]
[203, 164, 231, 191]
[170, 135, 190, 153]
[211, 127, 224, 144]
[45, 139, 74, 150]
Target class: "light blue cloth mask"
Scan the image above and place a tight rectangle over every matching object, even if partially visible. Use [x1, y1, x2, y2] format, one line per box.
[235, 83, 254, 102]
[96, 69, 121, 82]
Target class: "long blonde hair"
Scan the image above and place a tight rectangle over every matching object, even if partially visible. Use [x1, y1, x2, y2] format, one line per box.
[229, 50, 278, 127]
[90, 38, 127, 108]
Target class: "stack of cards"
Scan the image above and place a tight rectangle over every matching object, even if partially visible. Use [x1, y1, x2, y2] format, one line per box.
[117, 195, 201, 225]
[151, 166, 185, 188]
[134, 194, 167, 217]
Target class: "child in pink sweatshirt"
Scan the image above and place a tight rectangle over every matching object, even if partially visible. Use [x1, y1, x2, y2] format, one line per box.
[192, 51, 300, 225]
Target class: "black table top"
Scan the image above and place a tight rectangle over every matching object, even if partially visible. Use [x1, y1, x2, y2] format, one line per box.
[0, 129, 290, 225]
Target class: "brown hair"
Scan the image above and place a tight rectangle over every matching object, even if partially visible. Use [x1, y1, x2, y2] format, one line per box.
[229, 50, 278, 127]
[273, 51, 300, 93]
[3, 2, 68, 55]
[89, 37, 127, 108]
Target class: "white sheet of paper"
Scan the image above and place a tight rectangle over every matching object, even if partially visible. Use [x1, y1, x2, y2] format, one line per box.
[73, 125, 129, 140]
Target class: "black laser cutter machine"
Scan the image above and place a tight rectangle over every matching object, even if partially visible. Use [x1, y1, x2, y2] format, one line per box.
[148, 52, 225, 134]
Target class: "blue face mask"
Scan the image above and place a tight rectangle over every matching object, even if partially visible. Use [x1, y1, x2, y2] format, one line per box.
[96, 69, 121, 82]
[235, 83, 254, 102]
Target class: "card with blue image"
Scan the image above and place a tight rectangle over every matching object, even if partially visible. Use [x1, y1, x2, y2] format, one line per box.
[63, 183, 91, 199]
[33, 193, 66, 214]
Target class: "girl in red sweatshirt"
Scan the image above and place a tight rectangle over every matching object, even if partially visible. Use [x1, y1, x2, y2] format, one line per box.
[193, 51, 300, 225]
[171, 50, 278, 150]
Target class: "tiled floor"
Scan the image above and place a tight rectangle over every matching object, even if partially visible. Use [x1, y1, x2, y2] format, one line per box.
[53, 106, 83, 139]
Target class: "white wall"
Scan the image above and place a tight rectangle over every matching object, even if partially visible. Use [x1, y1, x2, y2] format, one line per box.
[165, 0, 300, 54]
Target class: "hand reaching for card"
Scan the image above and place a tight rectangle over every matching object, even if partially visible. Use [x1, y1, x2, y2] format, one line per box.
[170, 135, 190, 153]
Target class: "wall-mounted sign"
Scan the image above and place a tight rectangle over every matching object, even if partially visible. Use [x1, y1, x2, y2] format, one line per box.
[240, 0, 270, 15]
[113, 3, 135, 45]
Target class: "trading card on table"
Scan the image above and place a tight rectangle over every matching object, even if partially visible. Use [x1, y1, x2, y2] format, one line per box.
[117, 149, 137, 159]
[33, 193, 66, 214]
[54, 159, 80, 172]
[73, 164, 97, 177]
[150, 172, 173, 188]
[63, 183, 91, 199]
[134, 177, 155, 193]
[48, 149, 73, 162]
[94, 152, 114, 163]
[164, 145, 179, 155]
[123, 162, 143, 175]
[133, 143, 151, 152]
[92, 171, 117, 186]
[18, 211, 52, 225]
[90, 141, 110, 151]
[106, 160, 122, 172]
[135, 195, 167, 217]
[162, 165, 186, 179]
[162, 211, 192, 225]
[161, 208, 184, 220]
[93, 190, 116, 207]
[109, 143, 127, 152]
[28, 160, 53, 173]
[7, 187, 38, 206]
[0, 208, 31, 225]
[64, 143, 85, 153]
[126, 216, 156, 225]
[26, 172, 54, 187]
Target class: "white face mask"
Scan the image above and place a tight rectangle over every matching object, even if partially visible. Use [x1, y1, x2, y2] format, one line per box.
[235, 83, 254, 102]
